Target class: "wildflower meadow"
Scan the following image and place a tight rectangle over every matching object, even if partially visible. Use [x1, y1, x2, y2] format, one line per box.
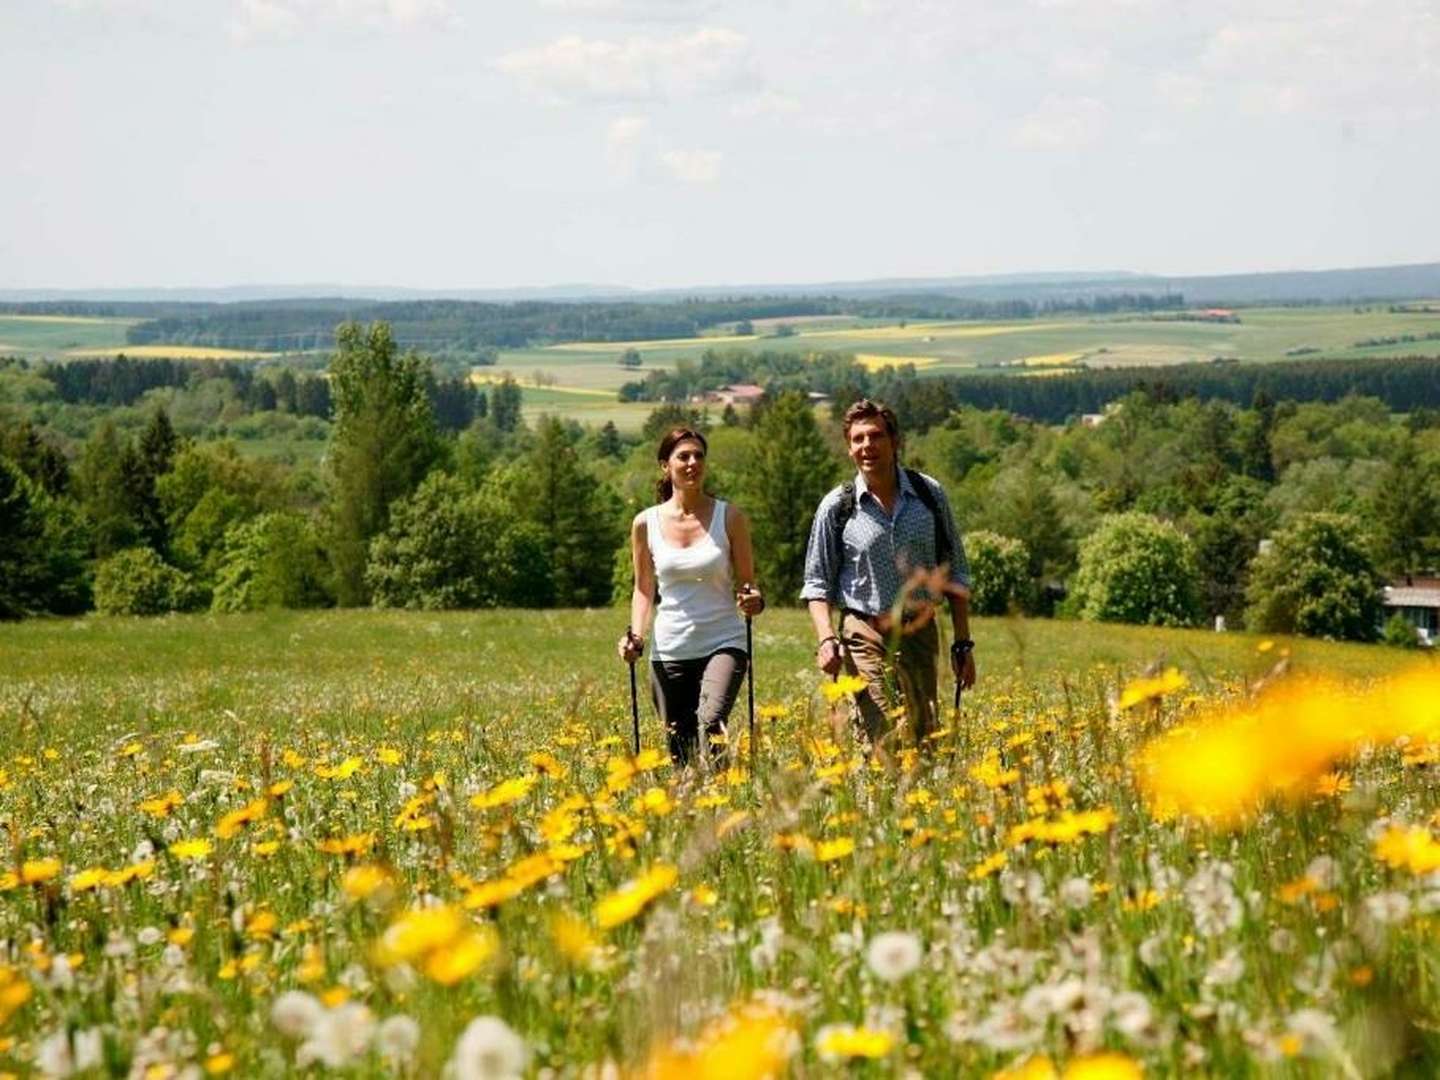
[1, 609, 1437, 1078]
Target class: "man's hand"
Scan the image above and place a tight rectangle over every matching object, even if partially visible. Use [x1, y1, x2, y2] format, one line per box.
[950, 644, 976, 689]
[816, 636, 844, 677]
[617, 630, 644, 663]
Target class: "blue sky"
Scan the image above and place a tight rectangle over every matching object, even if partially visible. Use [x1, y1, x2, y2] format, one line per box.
[4, 0, 1438, 290]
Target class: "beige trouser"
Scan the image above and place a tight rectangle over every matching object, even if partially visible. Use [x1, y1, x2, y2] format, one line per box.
[839, 611, 940, 751]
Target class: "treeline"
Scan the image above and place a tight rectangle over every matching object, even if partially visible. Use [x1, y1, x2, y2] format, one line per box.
[875, 355, 1440, 430]
[5, 322, 1438, 649]
[845, 291, 1185, 322]
[619, 350, 1440, 428]
[123, 297, 842, 353]
[9, 355, 489, 434]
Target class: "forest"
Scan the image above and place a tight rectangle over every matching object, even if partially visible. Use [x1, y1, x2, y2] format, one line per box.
[3, 321, 1437, 648]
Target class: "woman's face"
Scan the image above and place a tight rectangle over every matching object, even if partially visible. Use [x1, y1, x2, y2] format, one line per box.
[664, 438, 707, 492]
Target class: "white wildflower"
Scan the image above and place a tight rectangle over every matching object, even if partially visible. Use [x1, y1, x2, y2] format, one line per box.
[1305, 855, 1339, 890]
[1285, 1008, 1338, 1058]
[865, 931, 923, 982]
[137, 926, 164, 947]
[1204, 948, 1245, 988]
[1268, 928, 1296, 954]
[377, 1015, 421, 1064]
[1185, 861, 1243, 937]
[271, 990, 325, 1039]
[1365, 891, 1412, 925]
[36, 1027, 103, 1078]
[296, 1002, 375, 1069]
[1060, 877, 1093, 910]
[449, 1016, 529, 1080]
[1110, 990, 1157, 1043]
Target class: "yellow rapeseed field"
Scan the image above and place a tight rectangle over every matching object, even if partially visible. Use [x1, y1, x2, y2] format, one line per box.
[64, 345, 278, 360]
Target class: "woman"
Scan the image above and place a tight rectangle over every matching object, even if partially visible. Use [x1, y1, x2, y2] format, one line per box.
[617, 427, 764, 767]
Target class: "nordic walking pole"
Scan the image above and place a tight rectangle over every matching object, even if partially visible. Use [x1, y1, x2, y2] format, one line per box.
[626, 626, 641, 756]
[745, 613, 756, 766]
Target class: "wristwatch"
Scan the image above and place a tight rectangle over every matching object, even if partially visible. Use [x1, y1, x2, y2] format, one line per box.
[951, 639, 975, 660]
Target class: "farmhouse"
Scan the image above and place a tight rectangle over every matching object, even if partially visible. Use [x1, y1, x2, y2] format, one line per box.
[703, 383, 766, 406]
[1382, 578, 1440, 645]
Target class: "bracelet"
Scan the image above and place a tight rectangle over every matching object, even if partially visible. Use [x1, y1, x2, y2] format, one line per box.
[817, 635, 840, 651]
[951, 639, 975, 656]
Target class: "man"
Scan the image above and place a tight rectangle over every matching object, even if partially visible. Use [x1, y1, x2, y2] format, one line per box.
[801, 398, 976, 750]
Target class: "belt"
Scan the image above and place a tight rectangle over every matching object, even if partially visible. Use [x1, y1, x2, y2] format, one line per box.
[843, 606, 936, 635]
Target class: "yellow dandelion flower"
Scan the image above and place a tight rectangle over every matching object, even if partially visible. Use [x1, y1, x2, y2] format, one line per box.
[214, 798, 268, 840]
[316, 833, 375, 856]
[375, 746, 403, 766]
[204, 1052, 235, 1075]
[168, 838, 212, 861]
[469, 775, 537, 811]
[821, 675, 869, 704]
[342, 865, 395, 902]
[595, 863, 679, 929]
[1374, 825, 1440, 874]
[969, 851, 1008, 880]
[423, 927, 498, 986]
[528, 750, 568, 778]
[1116, 668, 1187, 711]
[550, 912, 600, 966]
[1063, 1051, 1144, 1079]
[815, 837, 856, 863]
[246, 911, 278, 940]
[68, 867, 108, 893]
[138, 790, 184, 818]
[815, 1023, 894, 1062]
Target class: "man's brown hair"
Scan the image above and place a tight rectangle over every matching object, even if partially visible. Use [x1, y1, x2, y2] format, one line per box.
[841, 398, 899, 440]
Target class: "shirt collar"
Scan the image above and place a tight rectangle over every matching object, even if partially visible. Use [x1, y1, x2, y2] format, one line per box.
[854, 466, 915, 502]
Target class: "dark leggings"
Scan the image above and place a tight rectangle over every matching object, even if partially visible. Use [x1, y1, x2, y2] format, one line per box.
[649, 647, 748, 767]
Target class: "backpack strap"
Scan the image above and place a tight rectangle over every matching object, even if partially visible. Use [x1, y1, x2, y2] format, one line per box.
[903, 468, 953, 568]
[826, 481, 856, 579]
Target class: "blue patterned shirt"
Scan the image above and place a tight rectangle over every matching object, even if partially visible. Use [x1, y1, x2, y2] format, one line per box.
[800, 467, 971, 613]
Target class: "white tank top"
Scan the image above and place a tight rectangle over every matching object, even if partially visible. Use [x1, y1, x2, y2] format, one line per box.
[648, 499, 747, 662]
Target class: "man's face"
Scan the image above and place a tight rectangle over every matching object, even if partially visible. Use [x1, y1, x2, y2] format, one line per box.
[847, 417, 896, 480]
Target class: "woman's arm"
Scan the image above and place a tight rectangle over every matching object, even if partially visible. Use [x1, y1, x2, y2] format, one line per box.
[727, 505, 764, 616]
[626, 512, 656, 652]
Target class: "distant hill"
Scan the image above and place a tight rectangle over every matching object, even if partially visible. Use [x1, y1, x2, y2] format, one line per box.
[2, 261, 1437, 306]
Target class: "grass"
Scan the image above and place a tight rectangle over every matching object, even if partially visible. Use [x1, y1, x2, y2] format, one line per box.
[64, 345, 280, 360]
[1, 609, 1437, 1075]
[0, 315, 138, 357]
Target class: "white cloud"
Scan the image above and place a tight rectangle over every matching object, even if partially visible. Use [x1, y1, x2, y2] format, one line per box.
[226, 0, 454, 43]
[494, 26, 750, 103]
[536, 0, 716, 17]
[730, 90, 800, 118]
[1154, 72, 1205, 109]
[659, 148, 722, 183]
[605, 114, 650, 175]
[1013, 95, 1107, 149]
[1050, 48, 1108, 82]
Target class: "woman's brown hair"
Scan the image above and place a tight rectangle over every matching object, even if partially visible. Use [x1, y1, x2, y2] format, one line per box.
[655, 427, 708, 502]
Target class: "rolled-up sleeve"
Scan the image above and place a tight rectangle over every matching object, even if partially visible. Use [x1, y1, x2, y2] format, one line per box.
[935, 484, 971, 590]
[799, 490, 841, 603]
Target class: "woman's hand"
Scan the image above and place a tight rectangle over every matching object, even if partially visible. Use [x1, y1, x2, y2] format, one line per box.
[736, 584, 765, 618]
[617, 630, 644, 663]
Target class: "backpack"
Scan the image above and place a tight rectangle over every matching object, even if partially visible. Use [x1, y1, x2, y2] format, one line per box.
[828, 468, 954, 570]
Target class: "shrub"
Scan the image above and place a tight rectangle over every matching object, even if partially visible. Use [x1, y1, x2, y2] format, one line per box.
[1245, 512, 1384, 642]
[963, 531, 1031, 615]
[93, 548, 196, 616]
[1382, 612, 1421, 649]
[212, 513, 333, 612]
[1069, 512, 1201, 627]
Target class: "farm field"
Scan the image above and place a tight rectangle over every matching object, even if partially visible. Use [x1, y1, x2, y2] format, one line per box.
[482, 303, 1440, 423]
[0, 317, 286, 361]
[1, 609, 1438, 1076]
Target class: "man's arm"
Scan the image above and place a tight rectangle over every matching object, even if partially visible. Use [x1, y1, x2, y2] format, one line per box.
[935, 483, 977, 689]
[800, 492, 844, 674]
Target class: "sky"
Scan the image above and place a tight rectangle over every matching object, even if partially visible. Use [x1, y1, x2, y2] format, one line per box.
[3, 0, 1438, 291]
